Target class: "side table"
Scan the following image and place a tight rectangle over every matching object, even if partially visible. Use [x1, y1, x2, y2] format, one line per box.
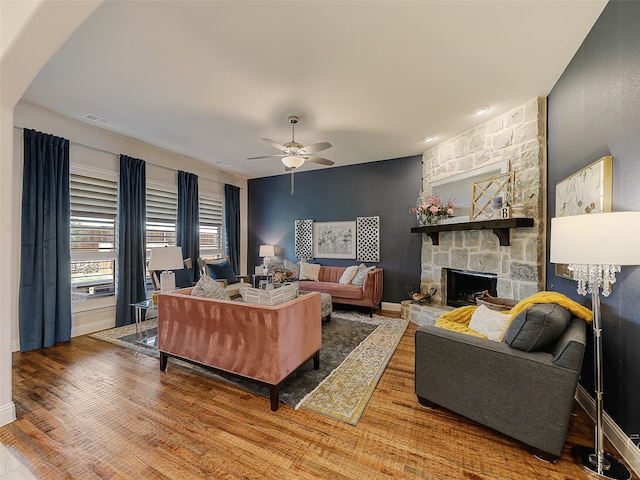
[130, 299, 157, 347]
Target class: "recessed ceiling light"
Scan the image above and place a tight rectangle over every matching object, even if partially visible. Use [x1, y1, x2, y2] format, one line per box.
[423, 136, 436, 143]
[473, 105, 491, 116]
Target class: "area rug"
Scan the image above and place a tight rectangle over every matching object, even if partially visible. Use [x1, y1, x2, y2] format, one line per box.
[90, 312, 408, 425]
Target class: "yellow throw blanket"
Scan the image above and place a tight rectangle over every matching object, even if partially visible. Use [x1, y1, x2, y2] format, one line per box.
[435, 291, 593, 339]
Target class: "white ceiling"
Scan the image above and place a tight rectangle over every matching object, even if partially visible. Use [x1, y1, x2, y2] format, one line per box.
[20, 1, 607, 179]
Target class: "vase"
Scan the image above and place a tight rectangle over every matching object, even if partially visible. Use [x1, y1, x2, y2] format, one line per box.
[420, 217, 438, 226]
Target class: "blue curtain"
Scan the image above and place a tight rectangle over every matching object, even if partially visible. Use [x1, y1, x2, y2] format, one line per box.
[19, 129, 72, 352]
[224, 184, 241, 275]
[176, 170, 199, 282]
[115, 155, 146, 327]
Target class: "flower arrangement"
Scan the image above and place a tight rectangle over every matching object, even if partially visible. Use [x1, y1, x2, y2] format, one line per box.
[272, 265, 295, 283]
[411, 193, 455, 225]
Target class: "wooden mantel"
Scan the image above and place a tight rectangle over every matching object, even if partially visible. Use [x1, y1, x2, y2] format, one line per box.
[410, 217, 534, 246]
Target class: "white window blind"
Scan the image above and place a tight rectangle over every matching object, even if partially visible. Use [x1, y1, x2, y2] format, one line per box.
[146, 182, 177, 250]
[199, 192, 224, 258]
[70, 172, 118, 303]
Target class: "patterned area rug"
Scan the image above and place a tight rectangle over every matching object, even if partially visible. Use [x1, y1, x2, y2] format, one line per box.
[90, 312, 408, 425]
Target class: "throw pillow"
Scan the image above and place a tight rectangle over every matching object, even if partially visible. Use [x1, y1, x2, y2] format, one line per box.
[351, 264, 375, 286]
[299, 262, 321, 281]
[468, 304, 511, 341]
[239, 284, 299, 306]
[505, 303, 571, 352]
[206, 260, 239, 285]
[173, 268, 193, 288]
[191, 275, 230, 300]
[339, 265, 360, 285]
[152, 265, 191, 289]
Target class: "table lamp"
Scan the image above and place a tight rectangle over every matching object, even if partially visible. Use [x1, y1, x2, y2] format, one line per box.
[551, 211, 640, 480]
[148, 246, 184, 292]
[259, 245, 275, 275]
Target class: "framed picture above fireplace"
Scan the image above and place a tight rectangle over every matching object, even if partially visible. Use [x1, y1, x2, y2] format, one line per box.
[554, 155, 612, 279]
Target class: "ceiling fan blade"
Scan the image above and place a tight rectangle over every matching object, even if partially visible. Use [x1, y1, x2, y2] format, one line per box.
[246, 155, 285, 160]
[305, 156, 335, 166]
[262, 138, 288, 152]
[299, 142, 332, 154]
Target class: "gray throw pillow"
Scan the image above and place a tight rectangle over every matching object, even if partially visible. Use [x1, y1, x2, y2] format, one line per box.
[505, 303, 571, 352]
[351, 264, 375, 286]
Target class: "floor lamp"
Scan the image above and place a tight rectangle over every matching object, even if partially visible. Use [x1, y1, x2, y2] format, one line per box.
[551, 212, 640, 480]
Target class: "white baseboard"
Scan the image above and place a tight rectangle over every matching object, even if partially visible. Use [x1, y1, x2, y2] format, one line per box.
[12, 306, 116, 352]
[70, 317, 115, 338]
[575, 385, 640, 477]
[381, 301, 401, 312]
[0, 401, 16, 427]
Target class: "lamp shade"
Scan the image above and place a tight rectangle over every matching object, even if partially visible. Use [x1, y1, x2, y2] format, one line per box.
[148, 246, 184, 271]
[282, 156, 305, 169]
[550, 212, 640, 266]
[259, 245, 275, 258]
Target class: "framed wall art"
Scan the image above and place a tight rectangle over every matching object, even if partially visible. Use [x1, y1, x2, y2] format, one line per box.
[313, 221, 356, 259]
[555, 155, 612, 278]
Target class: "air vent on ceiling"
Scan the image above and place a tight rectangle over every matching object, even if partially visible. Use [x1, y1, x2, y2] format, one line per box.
[83, 113, 121, 128]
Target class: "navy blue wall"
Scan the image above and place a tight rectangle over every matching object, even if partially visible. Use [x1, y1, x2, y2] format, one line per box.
[547, 1, 640, 440]
[247, 155, 423, 303]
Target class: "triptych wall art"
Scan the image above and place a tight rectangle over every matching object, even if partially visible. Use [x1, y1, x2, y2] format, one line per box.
[294, 216, 380, 262]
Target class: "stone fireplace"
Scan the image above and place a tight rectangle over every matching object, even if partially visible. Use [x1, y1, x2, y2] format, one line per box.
[409, 97, 546, 326]
[445, 269, 497, 308]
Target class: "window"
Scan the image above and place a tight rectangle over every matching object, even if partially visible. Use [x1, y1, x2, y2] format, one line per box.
[146, 182, 177, 251]
[199, 192, 224, 258]
[70, 172, 118, 303]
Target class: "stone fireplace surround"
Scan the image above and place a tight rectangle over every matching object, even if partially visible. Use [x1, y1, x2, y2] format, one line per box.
[409, 98, 546, 326]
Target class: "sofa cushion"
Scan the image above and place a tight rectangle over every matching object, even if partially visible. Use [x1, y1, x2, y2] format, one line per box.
[299, 262, 321, 281]
[468, 305, 511, 341]
[298, 281, 364, 300]
[191, 275, 230, 300]
[239, 284, 299, 306]
[207, 260, 239, 285]
[505, 303, 571, 352]
[351, 264, 375, 286]
[339, 265, 360, 285]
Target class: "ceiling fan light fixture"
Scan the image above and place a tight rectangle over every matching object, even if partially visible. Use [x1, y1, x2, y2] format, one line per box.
[282, 155, 305, 169]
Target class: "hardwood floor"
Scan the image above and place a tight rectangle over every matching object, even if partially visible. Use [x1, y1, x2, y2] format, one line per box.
[1, 315, 636, 479]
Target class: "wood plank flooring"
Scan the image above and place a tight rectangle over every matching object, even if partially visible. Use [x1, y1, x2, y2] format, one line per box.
[1, 314, 636, 479]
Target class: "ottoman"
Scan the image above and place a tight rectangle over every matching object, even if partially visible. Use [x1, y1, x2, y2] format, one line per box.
[299, 290, 332, 323]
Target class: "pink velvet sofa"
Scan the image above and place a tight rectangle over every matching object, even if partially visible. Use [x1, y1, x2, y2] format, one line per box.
[298, 266, 383, 317]
[157, 288, 322, 411]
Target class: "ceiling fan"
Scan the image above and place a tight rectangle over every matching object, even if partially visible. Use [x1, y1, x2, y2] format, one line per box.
[247, 115, 334, 170]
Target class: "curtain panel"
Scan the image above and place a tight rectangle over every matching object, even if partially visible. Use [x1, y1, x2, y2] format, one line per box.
[115, 155, 146, 327]
[176, 170, 199, 282]
[19, 129, 72, 352]
[224, 184, 240, 275]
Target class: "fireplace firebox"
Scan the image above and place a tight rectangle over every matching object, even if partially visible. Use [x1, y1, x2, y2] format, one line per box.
[445, 269, 497, 308]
